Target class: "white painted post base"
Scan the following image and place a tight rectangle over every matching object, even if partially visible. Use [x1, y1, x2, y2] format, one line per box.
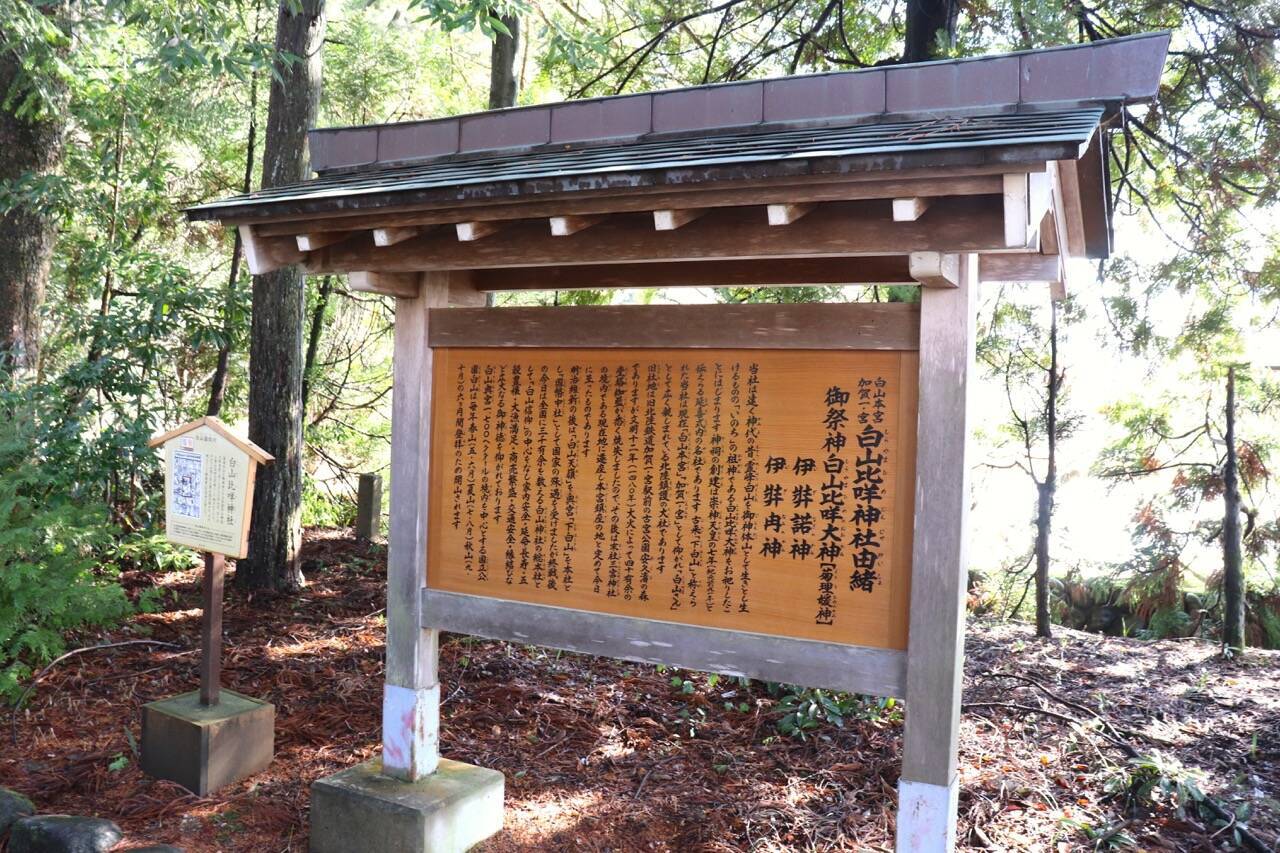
[896, 777, 959, 852]
[382, 683, 440, 780]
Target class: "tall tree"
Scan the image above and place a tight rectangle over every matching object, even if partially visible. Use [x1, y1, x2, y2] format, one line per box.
[979, 291, 1075, 637]
[238, 0, 326, 592]
[1098, 359, 1278, 647]
[903, 0, 960, 62]
[1221, 365, 1245, 649]
[0, 2, 68, 381]
[487, 10, 520, 109]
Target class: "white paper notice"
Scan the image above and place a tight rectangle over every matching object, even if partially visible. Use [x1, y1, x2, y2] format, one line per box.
[160, 425, 253, 557]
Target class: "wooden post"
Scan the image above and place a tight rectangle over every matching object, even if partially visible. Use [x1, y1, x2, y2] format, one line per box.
[897, 255, 977, 852]
[355, 473, 382, 541]
[381, 272, 458, 781]
[199, 552, 225, 707]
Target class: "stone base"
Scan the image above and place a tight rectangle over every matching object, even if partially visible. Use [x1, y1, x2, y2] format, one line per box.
[140, 690, 274, 796]
[310, 758, 503, 853]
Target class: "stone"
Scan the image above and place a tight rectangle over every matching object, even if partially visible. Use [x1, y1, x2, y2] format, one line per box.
[310, 758, 503, 853]
[140, 689, 274, 795]
[123, 846, 185, 852]
[9, 815, 123, 853]
[0, 787, 35, 835]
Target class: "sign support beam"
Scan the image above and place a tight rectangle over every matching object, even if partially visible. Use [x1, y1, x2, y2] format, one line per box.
[199, 552, 225, 707]
[897, 254, 976, 852]
[382, 272, 460, 781]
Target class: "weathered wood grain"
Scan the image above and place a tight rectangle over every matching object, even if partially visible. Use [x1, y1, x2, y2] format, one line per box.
[901, 255, 976, 788]
[427, 302, 920, 350]
[471, 257, 917, 290]
[421, 590, 907, 698]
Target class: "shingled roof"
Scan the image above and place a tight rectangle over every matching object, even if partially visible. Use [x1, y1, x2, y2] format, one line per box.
[188, 32, 1169, 224]
[185, 33, 1170, 293]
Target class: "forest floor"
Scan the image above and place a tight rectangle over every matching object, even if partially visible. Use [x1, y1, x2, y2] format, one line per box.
[2, 528, 1277, 852]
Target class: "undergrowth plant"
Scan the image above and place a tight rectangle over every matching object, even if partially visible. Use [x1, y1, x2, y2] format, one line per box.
[768, 683, 900, 740]
[0, 395, 170, 702]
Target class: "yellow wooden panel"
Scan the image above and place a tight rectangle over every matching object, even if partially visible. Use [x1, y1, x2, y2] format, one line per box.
[427, 348, 916, 650]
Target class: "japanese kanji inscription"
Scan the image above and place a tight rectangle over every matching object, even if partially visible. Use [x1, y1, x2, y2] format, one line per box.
[428, 348, 917, 650]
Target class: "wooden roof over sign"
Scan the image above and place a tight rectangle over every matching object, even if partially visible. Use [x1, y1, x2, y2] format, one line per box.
[186, 33, 1170, 298]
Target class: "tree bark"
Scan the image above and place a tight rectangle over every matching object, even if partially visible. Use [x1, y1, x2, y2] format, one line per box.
[0, 7, 66, 381]
[1222, 365, 1245, 650]
[487, 11, 520, 109]
[1034, 299, 1060, 639]
[902, 0, 960, 62]
[237, 0, 325, 593]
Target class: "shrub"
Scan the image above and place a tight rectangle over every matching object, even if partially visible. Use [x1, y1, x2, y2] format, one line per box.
[0, 454, 135, 701]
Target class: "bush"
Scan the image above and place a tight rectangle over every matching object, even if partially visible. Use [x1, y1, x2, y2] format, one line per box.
[0, 392, 172, 703]
[0, 454, 135, 701]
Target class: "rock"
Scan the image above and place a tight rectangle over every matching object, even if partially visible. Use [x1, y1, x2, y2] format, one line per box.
[124, 846, 185, 852]
[9, 815, 123, 853]
[0, 787, 35, 835]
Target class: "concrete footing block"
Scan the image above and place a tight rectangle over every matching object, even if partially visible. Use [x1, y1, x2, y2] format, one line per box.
[140, 689, 274, 796]
[896, 777, 959, 852]
[310, 758, 503, 853]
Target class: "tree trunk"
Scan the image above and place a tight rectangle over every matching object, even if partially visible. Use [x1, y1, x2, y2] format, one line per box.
[902, 0, 960, 62]
[487, 11, 520, 109]
[1222, 365, 1245, 651]
[237, 0, 325, 593]
[1034, 299, 1060, 639]
[0, 10, 66, 381]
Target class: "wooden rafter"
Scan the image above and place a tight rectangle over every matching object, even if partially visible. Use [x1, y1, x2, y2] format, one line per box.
[550, 214, 603, 236]
[250, 172, 1007, 238]
[301, 198, 1008, 274]
[374, 226, 430, 247]
[653, 209, 706, 231]
[892, 198, 930, 222]
[767, 203, 814, 225]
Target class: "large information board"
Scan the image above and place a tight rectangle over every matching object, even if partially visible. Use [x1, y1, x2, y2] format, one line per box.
[427, 348, 916, 650]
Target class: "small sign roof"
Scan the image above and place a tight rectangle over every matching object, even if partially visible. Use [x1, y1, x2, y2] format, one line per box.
[148, 416, 275, 465]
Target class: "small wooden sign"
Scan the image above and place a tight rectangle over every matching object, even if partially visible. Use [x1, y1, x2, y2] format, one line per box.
[149, 417, 272, 559]
[427, 347, 917, 651]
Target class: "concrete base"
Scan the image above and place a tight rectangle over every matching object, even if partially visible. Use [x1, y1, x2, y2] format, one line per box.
[140, 689, 274, 795]
[310, 758, 503, 853]
[896, 777, 959, 852]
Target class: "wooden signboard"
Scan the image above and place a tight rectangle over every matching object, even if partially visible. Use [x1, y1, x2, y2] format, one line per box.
[150, 417, 271, 559]
[428, 348, 916, 649]
[418, 303, 922, 699]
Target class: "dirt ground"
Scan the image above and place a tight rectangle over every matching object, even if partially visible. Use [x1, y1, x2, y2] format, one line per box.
[2, 528, 1276, 851]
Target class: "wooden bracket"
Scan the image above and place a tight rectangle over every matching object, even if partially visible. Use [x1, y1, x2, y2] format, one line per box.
[653, 209, 706, 231]
[295, 232, 349, 252]
[374, 226, 430, 247]
[766, 203, 814, 226]
[349, 271, 420, 298]
[892, 198, 930, 222]
[1054, 158, 1088, 257]
[456, 221, 502, 242]
[978, 252, 1061, 284]
[550, 214, 603, 236]
[239, 225, 304, 275]
[909, 252, 961, 288]
[1002, 173, 1051, 250]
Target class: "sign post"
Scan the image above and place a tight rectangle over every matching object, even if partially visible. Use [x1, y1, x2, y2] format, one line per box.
[140, 416, 277, 794]
[199, 552, 225, 707]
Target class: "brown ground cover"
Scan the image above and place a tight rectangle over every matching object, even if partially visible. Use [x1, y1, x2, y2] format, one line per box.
[2, 528, 1276, 851]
